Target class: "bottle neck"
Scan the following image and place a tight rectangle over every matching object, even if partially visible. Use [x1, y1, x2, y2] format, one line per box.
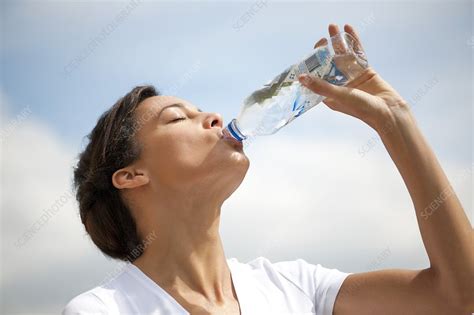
[224, 119, 246, 141]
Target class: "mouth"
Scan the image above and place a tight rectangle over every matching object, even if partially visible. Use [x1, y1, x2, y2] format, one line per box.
[221, 129, 243, 149]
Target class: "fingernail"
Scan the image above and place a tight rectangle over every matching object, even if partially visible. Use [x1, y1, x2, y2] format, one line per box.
[299, 74, 310, 85]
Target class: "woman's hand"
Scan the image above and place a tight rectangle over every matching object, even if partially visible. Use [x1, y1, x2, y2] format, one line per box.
[298, 24, 410, 133]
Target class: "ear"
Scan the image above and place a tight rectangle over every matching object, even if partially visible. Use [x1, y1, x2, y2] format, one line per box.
[112, 167, 150, 190]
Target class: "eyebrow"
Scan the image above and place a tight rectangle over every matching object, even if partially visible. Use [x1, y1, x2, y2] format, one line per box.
[156, 103, 202, 120]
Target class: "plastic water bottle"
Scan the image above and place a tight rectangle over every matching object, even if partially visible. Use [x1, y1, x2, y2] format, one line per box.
[223, 31, 369, 142]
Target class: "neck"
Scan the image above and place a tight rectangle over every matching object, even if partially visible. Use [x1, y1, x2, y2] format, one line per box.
[132, 199, 234, 303]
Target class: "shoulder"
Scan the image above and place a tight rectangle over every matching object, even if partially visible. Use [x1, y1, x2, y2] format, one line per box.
[228, 255, 350, 281]
[62, 289, 108, 315]
[228, 256, 352, 315]
[62, 264, 134, 315]
[272, 257, 351, 291]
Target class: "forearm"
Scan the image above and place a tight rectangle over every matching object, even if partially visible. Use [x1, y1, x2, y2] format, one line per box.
[377, 108, 473, 307]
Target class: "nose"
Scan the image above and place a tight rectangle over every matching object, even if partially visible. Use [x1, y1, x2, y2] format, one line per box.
[203, 112, 223, 129]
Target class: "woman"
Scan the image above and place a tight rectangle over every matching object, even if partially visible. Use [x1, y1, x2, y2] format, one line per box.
[63, 24, 472, 315]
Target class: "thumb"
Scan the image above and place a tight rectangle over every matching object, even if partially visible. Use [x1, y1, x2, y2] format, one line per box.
[298, 74, 350, 101]
[298, 73, 378, 123]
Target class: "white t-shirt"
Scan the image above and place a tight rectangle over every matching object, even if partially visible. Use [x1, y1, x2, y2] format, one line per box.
[63, 256, 352, 315]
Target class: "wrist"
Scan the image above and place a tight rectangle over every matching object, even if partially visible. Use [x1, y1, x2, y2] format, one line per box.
[373, 100, 415, 139]
[374, 105, 422, 170]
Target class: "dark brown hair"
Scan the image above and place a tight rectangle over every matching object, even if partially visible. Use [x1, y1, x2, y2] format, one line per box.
[73, 85, 158, 262]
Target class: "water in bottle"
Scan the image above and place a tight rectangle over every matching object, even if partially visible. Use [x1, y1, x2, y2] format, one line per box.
[223, 31, 369, 142]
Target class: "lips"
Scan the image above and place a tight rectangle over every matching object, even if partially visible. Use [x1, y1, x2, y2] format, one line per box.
[225, 136, 243, 148]
[221, 129, 243, 149]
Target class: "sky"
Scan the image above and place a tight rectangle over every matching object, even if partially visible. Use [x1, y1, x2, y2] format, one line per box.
[1, 0, 472, 313]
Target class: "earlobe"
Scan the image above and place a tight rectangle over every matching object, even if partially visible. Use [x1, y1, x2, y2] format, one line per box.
[112, 168, 149, 189]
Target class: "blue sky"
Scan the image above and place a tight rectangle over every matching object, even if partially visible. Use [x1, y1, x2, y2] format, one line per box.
[3, 1, 471, 154]
[1, 0, 472, 313]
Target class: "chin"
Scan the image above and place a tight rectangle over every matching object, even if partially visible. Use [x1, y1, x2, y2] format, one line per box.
[230, 154, 250, 184]
[229, 149, 250, 171]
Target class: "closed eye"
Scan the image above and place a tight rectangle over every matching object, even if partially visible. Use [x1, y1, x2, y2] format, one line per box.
[170, 117, 186, 123]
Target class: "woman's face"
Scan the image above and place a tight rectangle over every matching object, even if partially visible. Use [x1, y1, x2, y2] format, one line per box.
[133, 95, 250, 199]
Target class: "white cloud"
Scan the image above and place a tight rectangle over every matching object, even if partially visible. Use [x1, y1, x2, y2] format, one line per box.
[222, 133, 473, 272]
[0, 96, 117, 313]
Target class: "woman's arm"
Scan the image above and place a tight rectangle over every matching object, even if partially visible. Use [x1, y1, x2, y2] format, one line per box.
[378, 93, 472, 304]
[299, 24, 473, 314]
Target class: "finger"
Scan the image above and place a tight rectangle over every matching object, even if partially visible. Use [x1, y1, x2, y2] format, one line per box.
[299, 73, 348, 100]
[300, 74, 377, 121]
[322, 97, 341, 110]
[344, 24, 364, 53]
[322, 96, 365, 122]
[329, 24, 347, 55]
[314, 37, 328, 49]
[328, 24, 340, 37]
[344, 24, 362, 44]
[299, 73, 375, 107]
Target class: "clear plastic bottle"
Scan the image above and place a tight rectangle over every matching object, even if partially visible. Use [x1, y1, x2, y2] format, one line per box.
[223, 31, 369, 142]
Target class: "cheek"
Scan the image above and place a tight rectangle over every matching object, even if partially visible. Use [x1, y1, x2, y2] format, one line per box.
[145, 132, 214, 179]
[172, 142, 211, 168]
